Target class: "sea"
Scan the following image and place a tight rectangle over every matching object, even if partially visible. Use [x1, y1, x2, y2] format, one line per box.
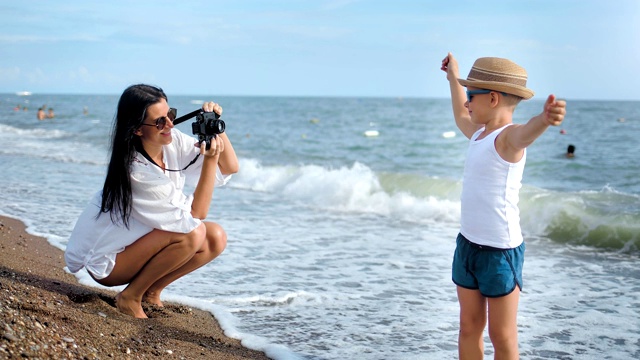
[1, 93, 639, 360]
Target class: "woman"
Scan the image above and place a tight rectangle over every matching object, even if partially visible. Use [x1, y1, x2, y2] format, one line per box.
[65, 84, 239, 318]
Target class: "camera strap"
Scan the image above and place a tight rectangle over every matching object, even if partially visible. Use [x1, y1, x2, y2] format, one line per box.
[138, 147, 201, 172]
[173, 109, 202, 126]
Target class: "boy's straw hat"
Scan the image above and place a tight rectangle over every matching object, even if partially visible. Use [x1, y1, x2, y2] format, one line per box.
[458, 57, 534, 99]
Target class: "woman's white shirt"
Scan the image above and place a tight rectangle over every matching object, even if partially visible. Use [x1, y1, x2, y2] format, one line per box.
[64, 129, 230, 279]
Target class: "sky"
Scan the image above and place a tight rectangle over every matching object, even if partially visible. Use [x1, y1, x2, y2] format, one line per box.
[1, 0, 639, 100]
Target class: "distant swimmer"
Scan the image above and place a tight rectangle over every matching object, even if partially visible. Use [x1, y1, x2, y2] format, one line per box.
[37, 107, 46, 120]
[46, 108, 55, 119]
[566, 144, 575, 158]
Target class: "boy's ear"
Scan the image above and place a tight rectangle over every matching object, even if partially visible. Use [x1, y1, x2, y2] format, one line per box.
[490, 92, 500, 107]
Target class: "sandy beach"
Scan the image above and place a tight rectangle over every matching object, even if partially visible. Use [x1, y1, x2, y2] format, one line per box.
[0, 215, 270, 359]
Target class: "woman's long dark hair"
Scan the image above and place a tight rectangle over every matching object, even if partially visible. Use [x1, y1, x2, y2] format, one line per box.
[99, 84, 167, 228]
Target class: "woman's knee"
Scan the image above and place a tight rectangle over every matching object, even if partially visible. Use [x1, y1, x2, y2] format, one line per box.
[183, 223, 207, 251]
[205, 222, 227, 255]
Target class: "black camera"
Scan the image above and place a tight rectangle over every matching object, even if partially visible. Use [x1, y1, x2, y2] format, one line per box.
[191, 111, 225, 150]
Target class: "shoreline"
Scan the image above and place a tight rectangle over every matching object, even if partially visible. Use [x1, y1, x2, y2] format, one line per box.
[0, 214, 270, 359]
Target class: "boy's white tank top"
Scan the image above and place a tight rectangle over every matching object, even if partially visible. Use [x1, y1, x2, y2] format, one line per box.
[460, 124, 525, 249]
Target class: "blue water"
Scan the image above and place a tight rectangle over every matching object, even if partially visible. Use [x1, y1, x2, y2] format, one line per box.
[1, 93, 639, 359]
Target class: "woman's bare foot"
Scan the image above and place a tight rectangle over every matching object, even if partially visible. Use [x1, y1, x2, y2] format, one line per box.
[142, 290, 164, 307]
[115, 292, 147, 318]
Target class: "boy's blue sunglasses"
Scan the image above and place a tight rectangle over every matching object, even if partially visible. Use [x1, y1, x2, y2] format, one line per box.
[466, 89, 507, 102]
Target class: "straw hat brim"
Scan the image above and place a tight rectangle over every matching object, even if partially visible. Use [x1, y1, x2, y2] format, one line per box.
[457, 79, 534, 100]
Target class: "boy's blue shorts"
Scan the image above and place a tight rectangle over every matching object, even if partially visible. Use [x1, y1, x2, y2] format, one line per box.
[452, 233, 525, 298]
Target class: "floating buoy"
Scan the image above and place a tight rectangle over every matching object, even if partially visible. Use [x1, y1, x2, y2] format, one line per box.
[310, 118, 320, 124]
[442, 131, 456, 138]
[364, 130, 379, 137]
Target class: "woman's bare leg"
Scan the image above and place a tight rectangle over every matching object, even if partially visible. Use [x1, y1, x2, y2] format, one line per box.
[143, 222, 227, 306]
[96, 223, 207, 318]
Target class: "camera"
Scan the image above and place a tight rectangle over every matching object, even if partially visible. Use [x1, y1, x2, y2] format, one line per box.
[191, 111, 225, 150]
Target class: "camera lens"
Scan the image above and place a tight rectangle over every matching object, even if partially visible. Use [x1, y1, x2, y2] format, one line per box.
[214, 120, 225, 134]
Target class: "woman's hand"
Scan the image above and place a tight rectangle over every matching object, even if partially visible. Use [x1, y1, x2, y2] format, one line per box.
[198, 135, 225, 158]
[196, 101, 225, 157]
[202, 101, 222, 116]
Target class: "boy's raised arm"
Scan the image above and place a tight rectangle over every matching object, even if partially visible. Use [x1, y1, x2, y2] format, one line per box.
[441, 53, 480, 139]
[505, 94, 567, 150]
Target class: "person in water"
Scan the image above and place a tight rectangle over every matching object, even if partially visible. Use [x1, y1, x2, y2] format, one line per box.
[37, 107, 46, 120]
[566, 144, 575, 158]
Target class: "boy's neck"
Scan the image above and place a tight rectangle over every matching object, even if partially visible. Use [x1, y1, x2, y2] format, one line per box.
[477, 110, 514, 138]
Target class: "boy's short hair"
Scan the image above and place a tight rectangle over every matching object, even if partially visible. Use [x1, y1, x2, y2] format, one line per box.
[502, 93, 523, 107]
[458, 57, 534, 100]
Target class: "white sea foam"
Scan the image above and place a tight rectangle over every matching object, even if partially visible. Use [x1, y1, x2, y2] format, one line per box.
[0, 123, 69, 139]
[161, 294, 304, 360]
[231, 158, 460, 227]
[0, 123, 105, 166]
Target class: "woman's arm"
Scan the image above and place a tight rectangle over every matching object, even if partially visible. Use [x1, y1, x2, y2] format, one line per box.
[189, 101, 235, 219]
[216, 132, 239, 175]
[190, 136, 224, 219]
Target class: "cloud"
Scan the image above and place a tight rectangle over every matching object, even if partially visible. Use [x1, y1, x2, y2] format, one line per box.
[69, 67, 91, 82]
[25, 68, 46, 84]
[321, 0, 361, 11]
[0, 34, 102, 44]
[0, 66, 21, 80]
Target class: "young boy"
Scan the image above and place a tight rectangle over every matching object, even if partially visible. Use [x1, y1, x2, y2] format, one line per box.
[440, 53, 566, 359]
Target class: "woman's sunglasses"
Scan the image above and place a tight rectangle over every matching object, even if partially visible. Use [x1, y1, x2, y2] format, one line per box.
[141, 108, 177, 130]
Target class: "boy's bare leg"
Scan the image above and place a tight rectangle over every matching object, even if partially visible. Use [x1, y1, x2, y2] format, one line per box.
[488, 288, 520, 360]
[457, 286, 487, 360]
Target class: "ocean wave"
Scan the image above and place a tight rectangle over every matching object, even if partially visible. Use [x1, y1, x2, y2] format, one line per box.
[230, 158, 460, 226]
[207, 291, 325, 308]
[0, 123, 69, 139]
[0, 147, 106, 166]
[0, 123, 106, 166]
[232, 158, 640, 252]
[520, 187, 640, 252]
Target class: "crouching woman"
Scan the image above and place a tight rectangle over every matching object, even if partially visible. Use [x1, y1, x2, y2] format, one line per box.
[65, 84, 238, 318]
